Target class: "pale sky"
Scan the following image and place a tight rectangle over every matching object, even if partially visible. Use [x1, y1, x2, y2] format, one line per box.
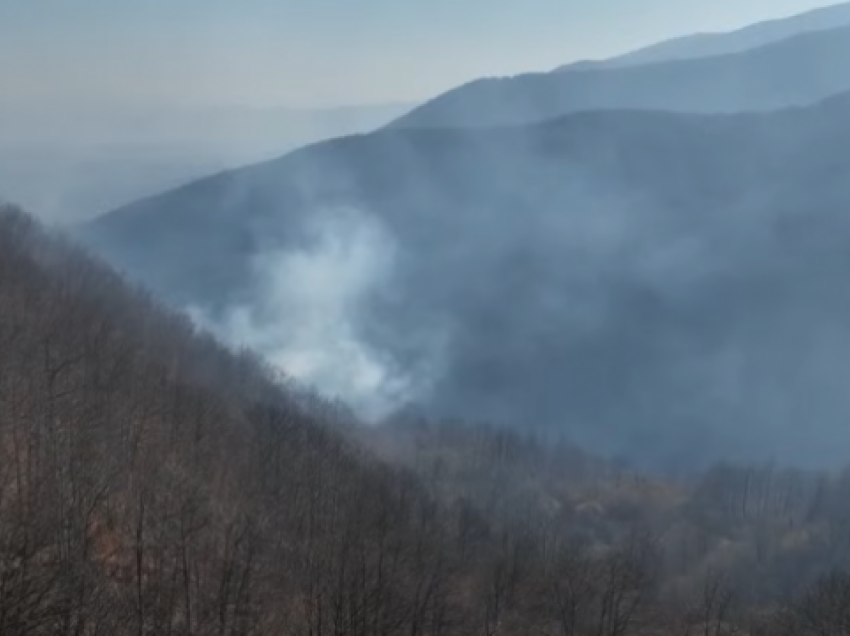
[0, 0, 843, 110]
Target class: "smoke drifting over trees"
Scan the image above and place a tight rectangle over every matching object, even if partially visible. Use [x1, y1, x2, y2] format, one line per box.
[12, 4, 850, 633]
[6, 203, 850, 633]
[81, 91, 850, 468]
[187, 205, 438, 420]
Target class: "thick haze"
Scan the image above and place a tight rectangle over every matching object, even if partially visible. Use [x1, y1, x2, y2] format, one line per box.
[0, 103, 411, 222]
[0, 0, 842, 222]
[0, 0, 842, 109]
[13, 0, 850, 469]
[81, 94, 850, 469]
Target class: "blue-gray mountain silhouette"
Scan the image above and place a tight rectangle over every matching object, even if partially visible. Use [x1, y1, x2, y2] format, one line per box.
[81, 92, 850, 468]
[392, 24, 850, 129]
[556, 0, 850, 71]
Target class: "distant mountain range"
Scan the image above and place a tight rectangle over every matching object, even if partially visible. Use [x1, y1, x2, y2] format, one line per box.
[79, 91, 850, 468]
[556, 0, 850, 70]
[390, 23, 850, 129]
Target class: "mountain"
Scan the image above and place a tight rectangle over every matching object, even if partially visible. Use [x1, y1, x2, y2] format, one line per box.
[0, 102, 413, 223]
[6, 205, 850, 634]
[390, 24, 850, 129]
[556, 0, 850, 71]
[79, 92, 850, 468]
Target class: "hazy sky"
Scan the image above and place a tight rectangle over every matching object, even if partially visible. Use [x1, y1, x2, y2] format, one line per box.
[0, 0, 842, 110]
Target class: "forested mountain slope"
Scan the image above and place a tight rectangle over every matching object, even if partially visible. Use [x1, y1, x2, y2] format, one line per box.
[7, 204, 850, 634]
[80, 93, 850, 467]
[0, 205, 473, 634]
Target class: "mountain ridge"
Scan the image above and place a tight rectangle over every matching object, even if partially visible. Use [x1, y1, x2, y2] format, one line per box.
[555, 0, 850, 71]
[389, 23, 850, 129]
[80, 91, 850, 467]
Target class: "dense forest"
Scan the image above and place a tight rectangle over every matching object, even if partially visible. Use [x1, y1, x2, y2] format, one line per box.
[3, 202, 850, 634]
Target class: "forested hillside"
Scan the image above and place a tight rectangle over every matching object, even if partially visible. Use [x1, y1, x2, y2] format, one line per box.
[0, 204, 465, 635]
[81, 93, 850, 467]
[4, 203, 850, 634]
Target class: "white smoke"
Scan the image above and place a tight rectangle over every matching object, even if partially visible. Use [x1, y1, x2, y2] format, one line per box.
[188, 205, 426, 420]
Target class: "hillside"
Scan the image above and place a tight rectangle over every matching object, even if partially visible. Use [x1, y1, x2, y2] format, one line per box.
[376, 418, 850, 610]
[79, 92, 850, 468]
[0, 204, 486, 634]
[390, 24, 850, 129]
[556, 0, 850, 71]
[6, 203, 850, 634]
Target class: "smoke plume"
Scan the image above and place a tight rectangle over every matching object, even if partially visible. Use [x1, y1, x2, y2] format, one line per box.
[187, 205, 442, 421]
